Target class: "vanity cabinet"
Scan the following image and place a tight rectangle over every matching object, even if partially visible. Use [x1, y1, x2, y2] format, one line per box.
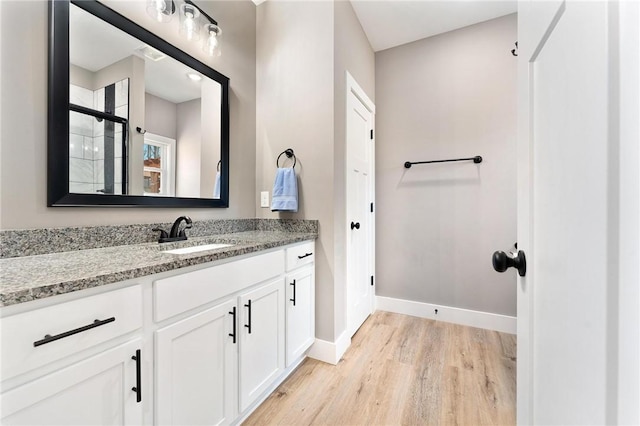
[1, 240, 315, 426]
[155, 299, 237, 426]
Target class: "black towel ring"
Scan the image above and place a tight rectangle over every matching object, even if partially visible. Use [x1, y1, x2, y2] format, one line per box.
[217, 160, 221, 172]
[276, 148, 296, 169]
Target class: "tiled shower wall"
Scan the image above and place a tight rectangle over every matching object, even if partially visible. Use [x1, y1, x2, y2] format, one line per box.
[69, 79, 128, 194]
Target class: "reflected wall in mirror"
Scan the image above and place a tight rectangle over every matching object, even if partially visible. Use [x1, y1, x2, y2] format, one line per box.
[48, 0, 229, 207]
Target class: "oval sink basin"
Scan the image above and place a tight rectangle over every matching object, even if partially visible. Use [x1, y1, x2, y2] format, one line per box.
[163, 243, 233, 255]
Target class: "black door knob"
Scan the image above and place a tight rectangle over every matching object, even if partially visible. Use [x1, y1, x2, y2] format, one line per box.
[492, 250, 527, 277]
[350, 222, 360, 230]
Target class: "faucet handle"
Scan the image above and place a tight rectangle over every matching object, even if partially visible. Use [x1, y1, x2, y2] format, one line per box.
[152, 227, 169, 240]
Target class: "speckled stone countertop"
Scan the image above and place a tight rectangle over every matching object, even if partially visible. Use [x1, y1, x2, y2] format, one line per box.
[0, 229, 317, 307]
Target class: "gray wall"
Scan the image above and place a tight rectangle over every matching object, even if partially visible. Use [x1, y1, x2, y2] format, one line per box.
[0, 0, 256, 229]
[375, 14, 517, 316]
[256, 0, 335, 341]
[256, 1, 374, 341]
[145, 93, 177, 140]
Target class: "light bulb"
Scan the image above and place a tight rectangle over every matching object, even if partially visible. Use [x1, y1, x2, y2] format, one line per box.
[185, 14, 195, 40]
[154, 0, 166, 13]
[179, 4, 201, 41]
[146, 0, 173, 23]
[203, 23, 221, 57]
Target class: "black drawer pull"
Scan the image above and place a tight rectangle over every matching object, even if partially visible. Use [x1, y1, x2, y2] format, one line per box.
[297, 252, 313, 259]
[244, 300, 252, 334]
[33, 317, 116, 347]
[229, 306, 237, 343]
[131, 349, 142, 403]
[290, 279, 296, 306]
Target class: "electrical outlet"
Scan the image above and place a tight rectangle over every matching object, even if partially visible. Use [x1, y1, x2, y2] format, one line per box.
[260, 191, 269, 208]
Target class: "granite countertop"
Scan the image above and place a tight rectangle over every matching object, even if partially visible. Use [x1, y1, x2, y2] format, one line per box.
[0, 230, 317, 308]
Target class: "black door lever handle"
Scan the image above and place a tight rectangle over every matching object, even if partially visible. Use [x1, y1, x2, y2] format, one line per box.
[350, 222, 360, 230]
[492, 250, 527, 277]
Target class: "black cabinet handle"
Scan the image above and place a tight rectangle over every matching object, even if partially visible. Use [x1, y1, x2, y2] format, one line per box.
[244, 300, 252, 334]
[290, 279, 296, 306]
[131, 349, 142, 403]
[350, 222, 360, 230]
[297, 252, 313, 259]
[33, 317, 115, 347]
[229, 306, 237, 343]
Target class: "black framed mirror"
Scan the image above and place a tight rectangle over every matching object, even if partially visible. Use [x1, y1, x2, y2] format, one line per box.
[48, 0, 229, 207]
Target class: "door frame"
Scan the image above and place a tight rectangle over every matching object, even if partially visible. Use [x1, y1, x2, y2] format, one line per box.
[345, 71, 376, 337]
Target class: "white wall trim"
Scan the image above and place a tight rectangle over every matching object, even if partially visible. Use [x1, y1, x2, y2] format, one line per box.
[376, 296, 516, 334]
[307, 331, 351, 365]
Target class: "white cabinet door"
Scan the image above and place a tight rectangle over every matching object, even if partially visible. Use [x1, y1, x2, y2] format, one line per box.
[155, 299, 237, 426]
[0, 339, 142, 425]
[285, 265, 315, 366]
[238, 278, 285, 412]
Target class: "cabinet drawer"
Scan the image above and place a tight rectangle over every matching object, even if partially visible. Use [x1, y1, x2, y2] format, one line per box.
[285, 241, 315, 271]
[154, 250, 285, 322]
[0, 285, 142, 381]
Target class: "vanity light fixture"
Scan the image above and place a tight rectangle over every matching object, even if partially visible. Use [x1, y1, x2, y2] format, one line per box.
[187, 72, 202, 81]
[146, 0, 222, 57]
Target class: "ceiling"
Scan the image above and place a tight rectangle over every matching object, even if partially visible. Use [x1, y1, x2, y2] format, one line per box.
[349, 0, 517, 52]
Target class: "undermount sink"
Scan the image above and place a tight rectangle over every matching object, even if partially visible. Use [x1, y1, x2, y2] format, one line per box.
[163, 243, 234, 255]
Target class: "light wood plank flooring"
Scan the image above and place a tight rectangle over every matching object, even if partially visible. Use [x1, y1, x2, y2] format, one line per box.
[243, 311, 516, 426]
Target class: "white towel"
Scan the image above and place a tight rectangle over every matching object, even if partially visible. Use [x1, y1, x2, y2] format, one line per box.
[271, 168, 298, 212]
[213, 172, 221, 198]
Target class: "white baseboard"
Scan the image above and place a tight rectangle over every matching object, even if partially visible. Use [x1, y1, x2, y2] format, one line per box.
[376, 296, 516, 334]
[307, 330, 351, 365]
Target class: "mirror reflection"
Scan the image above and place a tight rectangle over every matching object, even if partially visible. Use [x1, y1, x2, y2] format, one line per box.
[68, 3, 222, 199]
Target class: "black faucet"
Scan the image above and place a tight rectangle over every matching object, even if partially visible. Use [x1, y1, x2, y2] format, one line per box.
[153, 216, 192, 243]
[170, 216, 192, 239]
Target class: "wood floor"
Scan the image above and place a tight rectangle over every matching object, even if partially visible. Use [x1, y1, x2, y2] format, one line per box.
[243, 311, 516, 426]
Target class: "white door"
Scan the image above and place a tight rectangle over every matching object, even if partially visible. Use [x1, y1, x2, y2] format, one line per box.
[0, 340, 142, 425]
[516, 1, 639, 424]
[155, 300, 237, 426]
[285, 265, 315, 366]
[346, 72, 375, 337]
[238, 279, 285, 412]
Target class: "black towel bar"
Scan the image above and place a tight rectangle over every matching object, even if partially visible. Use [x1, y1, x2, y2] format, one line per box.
[404, 156, 482, 168]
